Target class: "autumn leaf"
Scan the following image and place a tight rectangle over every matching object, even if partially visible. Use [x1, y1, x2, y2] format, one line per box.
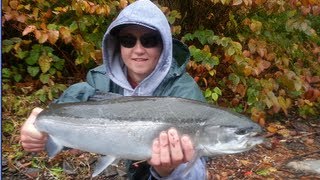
[9, 0, 19, 10]
[16, 14, 27, 23]
[39, 54, 52, 73]
[278, 96, 292, 116]
[59, 27, 72, 44]
[248, 39, 257, 53]
[38, 33, 48, 44]
[251, 107, 266, 126]
[119, 0, 128, 9]
[250, 19, 262, 34]
[255, 59, 271, 75]
[48, 30, 59, 44]
[22, 25, 36, 36]
[232, 0, 243, 5]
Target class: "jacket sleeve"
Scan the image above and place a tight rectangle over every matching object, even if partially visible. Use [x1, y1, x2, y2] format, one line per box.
[53, 82, 96, 104]
[149, 157, 206, 180]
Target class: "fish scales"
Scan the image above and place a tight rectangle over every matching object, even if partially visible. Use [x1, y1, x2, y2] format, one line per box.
[34, 96, 263, 176]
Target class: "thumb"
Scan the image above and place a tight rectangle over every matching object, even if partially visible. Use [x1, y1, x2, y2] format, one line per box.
[25, 107, 43, 124]
[21, 107, 46, 140]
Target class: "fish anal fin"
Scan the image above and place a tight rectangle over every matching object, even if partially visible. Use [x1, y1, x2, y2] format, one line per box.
[92, 155, 117, 177]
[46, 135, 64, 158]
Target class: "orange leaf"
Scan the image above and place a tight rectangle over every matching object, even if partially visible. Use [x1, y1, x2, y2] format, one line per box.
[9, 0, 19, 10]
[16, 14, 27, 23]
[119, 0, 128, 9]
[48, 30, 59, 44]
[38, 32, 48, 44]
[249, 20, 262, 33]
[194, 76, 200, 82]
[203, 45, 211, 53]
[267, 125, 278, 133]
[236, 84, 246, 97]
[232, 0, 243, 5]
[22, 25, 36, 36]
[59, 27, 72, 44]
[202, 78, 208, 88]
[40, 22, 47, 30]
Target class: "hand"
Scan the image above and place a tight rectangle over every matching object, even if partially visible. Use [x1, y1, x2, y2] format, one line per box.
[20, 107, 48, 152]
[148, 128, 195, 177]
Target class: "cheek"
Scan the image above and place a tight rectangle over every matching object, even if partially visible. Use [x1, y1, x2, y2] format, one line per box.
[120, 47, 130, 61]
[149, 47, 162, 61]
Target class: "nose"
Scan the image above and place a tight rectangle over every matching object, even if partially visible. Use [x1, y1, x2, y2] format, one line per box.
[132, 40, 145, 54]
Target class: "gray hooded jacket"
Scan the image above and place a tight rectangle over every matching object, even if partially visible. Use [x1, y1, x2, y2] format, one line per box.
[103, 0, 172, 96]
[55, 0, 206, 179]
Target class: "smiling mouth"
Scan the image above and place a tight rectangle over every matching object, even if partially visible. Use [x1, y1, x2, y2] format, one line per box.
[132, 58, 148, 62]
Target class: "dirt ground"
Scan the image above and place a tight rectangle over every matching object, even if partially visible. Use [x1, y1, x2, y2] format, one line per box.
[207, 118, 320, 179]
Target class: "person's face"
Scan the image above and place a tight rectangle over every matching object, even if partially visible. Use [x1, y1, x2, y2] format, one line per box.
[118, 25, 162, 81]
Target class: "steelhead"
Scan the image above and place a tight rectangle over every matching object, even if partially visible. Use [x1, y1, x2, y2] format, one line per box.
[34, 95, 263, 177]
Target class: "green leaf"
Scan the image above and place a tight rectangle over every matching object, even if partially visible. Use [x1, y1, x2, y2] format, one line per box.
[27, 66, 40, 77]
[229, 73, 240, 85]
[35, 89, 47, 102]
[13, 74, 22, 82]
[47, 24, 58, 30]
[2, 44, 14, 53]
[212, 93, 219, 101]
[213, 87, 222, 95]
[53, 57, 65, 70]
[39, 73, 50, 84]
[16, 51, 29, 59]
[25, 49, 40, 65]
[2, 68, 12, 78]
[69, 21, 78, 32]
[204, 89, 212, 98]
[256, 169, 270, 176]
[3, 121, 14, 134]
[2, 39, 14, 46]
[227, 47, 235, 56]
[39, 55, 52, 73]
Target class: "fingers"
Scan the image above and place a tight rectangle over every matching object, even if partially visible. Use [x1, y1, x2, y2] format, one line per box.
[149, 128, 194, 166]
[159, 131, 171, 166]
[149, 138, 161, 166]
[25, 107, 43, 125]
[168, 129, 184, 165]
[148, 128, 195, 177]
[181, 135, 195, 162]
[20, 107, 47, 152]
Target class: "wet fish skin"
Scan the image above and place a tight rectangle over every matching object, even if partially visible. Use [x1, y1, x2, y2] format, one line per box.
[34, 96, 263, 176]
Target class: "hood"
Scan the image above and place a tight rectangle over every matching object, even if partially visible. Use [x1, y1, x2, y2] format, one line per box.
[102, 0, 172, 96]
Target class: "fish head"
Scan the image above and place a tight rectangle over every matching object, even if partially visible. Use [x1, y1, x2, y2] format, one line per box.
[198, 115, 263, 156]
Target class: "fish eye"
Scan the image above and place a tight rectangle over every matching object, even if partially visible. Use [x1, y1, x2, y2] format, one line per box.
[235, 127, 253, 135]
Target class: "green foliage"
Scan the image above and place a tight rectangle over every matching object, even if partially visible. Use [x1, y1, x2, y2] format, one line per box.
[205, 87, 222, 102]
[2, 0, 319, 138]
[182, 1, 320, 121]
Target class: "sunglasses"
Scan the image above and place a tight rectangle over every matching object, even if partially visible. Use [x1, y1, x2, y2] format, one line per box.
[118, 33, 162, 48]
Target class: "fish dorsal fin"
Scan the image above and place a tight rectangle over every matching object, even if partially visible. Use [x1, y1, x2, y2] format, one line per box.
[88, 91, 123, 101]
[92, 155, 117, 177]
[46, 135, 64, 158]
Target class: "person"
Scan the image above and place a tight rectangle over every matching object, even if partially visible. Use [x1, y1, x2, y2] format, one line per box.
[20, 0, 206, 179]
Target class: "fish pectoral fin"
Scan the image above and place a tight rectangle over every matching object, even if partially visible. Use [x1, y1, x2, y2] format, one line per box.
[46, 135, 64, 158]
[92, 155, 117, 177]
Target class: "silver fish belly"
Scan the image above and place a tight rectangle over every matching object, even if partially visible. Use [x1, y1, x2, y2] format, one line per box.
[34, 96, 263, 176]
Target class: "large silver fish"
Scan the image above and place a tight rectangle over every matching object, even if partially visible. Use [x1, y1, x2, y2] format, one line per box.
[34, 95, 263, 177]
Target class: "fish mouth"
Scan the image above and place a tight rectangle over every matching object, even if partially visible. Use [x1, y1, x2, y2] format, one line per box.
[200, 126, 264, 156]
